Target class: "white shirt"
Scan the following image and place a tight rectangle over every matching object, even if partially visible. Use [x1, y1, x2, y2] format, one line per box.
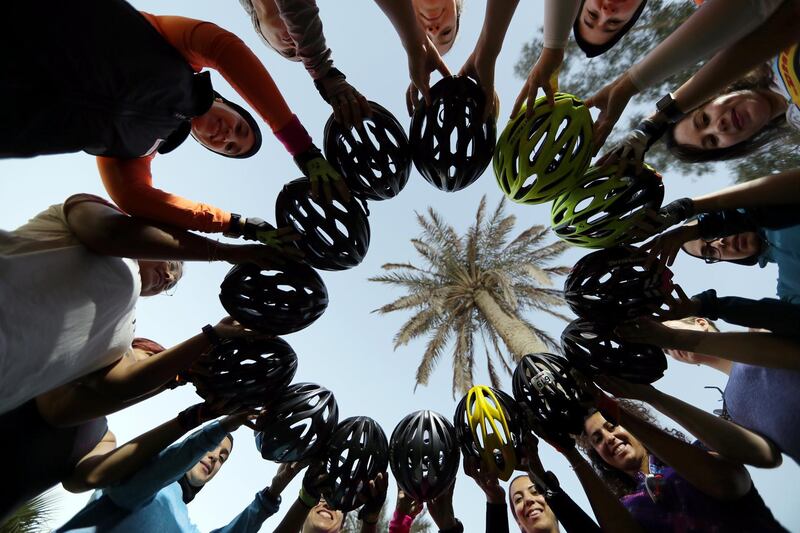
[0, 198, 140, 414]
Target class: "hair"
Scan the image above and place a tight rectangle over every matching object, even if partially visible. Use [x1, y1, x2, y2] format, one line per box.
[507, 474, 530, 523]
[179, 432, 234, 504]
[576, 401, 687, 498]
[664, 64, 789, 163]
[131, 337, 166, 355]
[573, 0, 647, 58]
[673, 316, 719, 332]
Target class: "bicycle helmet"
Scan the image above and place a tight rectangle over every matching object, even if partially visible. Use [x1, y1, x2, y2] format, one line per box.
[219, 262, 328, 335]
[190, 337, 297, 410]
[551, 164, 665, 249]
[453, 386, 520, 481]
[410, 76, 496, 192]
[275, 177, 371, 271]
[561, 319, 667, 384]
[564, 246, 674, 322]
[255, 382, 339, 462]
[389, 410, 460, 502]
[324, 416, 389, 512]
[494, 93, 592, 205]
[324, 101, 411, 201]
[512, 353, 590, 438]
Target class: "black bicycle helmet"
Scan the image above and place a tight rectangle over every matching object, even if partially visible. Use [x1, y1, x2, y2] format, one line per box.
[512, 353, 590, 438]
[190, 337, 297, 410]
[389, 410, 460, 502]
[453, 386, 522, 481]
[565, 246, 674, 323]
[551, 164, 665, 249]
[323, 416, 389, 512]
[219, 262, 328, 335]
[275, 177, 371, 271]
[561, 319, 667, 384]
[324, 101, 411, 201]
[255, 382, 339, 462]
[410, 76, 496, 192]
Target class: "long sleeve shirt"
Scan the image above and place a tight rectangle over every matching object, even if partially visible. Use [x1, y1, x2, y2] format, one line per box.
[55, 422, 279, 533]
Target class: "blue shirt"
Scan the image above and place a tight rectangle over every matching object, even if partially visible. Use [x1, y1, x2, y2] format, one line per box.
[55, 422, 278, 533]
[760, 224, 800, 304]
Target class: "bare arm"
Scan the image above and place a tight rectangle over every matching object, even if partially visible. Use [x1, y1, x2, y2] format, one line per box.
[692, 168, 800, 213]
[271, 498, 312, 533]
[665, 329, 800, 372]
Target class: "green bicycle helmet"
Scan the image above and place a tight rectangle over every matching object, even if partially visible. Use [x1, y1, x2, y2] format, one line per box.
[494, 93, 593, 205]
[551, 164, 665, 249]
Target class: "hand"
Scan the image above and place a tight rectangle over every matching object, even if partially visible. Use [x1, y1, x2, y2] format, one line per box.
[270, 461, 308, 496]
[653, 284, 702, 321]
[463, 456, 505, 504]
[317, 72, 372, 129]
[240, 220, 303, 259]
[594, 375, 655, 402]
[220, 409, 259, 432]
[585, 72, 639, 154]
[395, 487, 422, 518]
[302, 460, 332, 500]
[404, 34, 452, 115]
[596, 116, 671, 175]
[511, 47, 563, 119]
[459, 49, 499, 122]
[359, 472, 388, 522]
[221, 241, 303, 269]
[294, 144, 351, 203]
[615, 317, 679, 347]
[642, 224, 702, 268]
[211, 316, 263, 341]
[426, 480, 458, 530]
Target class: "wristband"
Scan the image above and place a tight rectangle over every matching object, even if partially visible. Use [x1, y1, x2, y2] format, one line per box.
[224, 213, 243, 237]
[298, 486, 319, 509]
[202, 324, 222, 346]
[636, 118, 669, 149]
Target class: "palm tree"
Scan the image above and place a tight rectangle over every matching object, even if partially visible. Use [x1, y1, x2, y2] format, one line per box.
[0, 492, 59, 533]
[371, 196, 571, 396]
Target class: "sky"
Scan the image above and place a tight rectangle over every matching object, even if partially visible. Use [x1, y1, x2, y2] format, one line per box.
[1, 0, 798, 531]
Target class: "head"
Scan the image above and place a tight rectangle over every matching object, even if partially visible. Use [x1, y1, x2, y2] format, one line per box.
[411, 0, 463, 54]
[662, 317, 721, 366]
[190, 93, 262, 158]
[138, 260, 183, 297]
[508, 475, 559, 533]
[184, 434, 234, 491]
[129, 337, 166, 362]
[665, 65, 788, 163]
[573, 0, 646, 57]
[301, 499, 344, 533]
[256, 9, 300, 61]
[582, 411, 648, 475]
[681, 231, 764, 265]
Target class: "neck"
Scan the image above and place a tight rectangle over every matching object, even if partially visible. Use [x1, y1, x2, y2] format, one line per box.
[705, 357, 733, 375]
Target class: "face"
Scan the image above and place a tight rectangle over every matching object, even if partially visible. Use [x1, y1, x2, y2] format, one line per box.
[185, 436, 232, 487]
[301, 500, 344, 533]
[411, 0, 458, 54]
[509, 476, 558, 533]
[682, 232, 762, 263]
[259, 13, 299, 60]
[584, 412, 647, 474]
[577, 0, 643, 46]
[662, 319, 721, 366]
[673, 90, 776, 150]
[191, 100, 256, 157]
[138, 260, 183, 296]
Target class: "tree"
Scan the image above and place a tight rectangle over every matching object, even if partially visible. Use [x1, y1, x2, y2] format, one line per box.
[514, 0, 800, 182]
[0, 493, 58, 533]
[370, 196, 570, 397]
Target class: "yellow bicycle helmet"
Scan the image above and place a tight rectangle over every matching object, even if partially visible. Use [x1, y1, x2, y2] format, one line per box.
[453, 385, 520, 481]
[494, 93, 593, 205]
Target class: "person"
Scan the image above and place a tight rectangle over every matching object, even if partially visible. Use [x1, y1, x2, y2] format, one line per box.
[238, 0, 371, 128]
[0, 193, 281, 416]
[579, 397, 788, 532]
[616, 316, 800, 465]
[388, 487, 424, 533]
[54, 412, 303, 532]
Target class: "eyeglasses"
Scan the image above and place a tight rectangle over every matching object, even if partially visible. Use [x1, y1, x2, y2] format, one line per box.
[699, 239, 723, 264]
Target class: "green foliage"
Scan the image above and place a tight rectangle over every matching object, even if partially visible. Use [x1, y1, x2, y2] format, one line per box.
[0, 492, 59, 533]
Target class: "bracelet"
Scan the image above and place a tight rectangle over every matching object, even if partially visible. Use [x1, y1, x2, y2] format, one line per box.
[298, 486, 319, 509]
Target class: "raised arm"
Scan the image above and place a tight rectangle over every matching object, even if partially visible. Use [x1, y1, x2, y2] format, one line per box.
[691, 168, 800, 213]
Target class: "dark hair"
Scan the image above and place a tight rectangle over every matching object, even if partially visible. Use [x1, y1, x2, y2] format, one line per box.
[179, 432, 234, 504]
[573, 0, 647, 58]
[507, 474, 531, 522]
[664, 65, 789, 163]
[576, 401, 687, 498]
[193, 91, 263, 159]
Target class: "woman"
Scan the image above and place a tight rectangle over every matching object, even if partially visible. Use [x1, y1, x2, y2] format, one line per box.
[55, 413, 304, 532]
[580, 398, 788, 531]
[0, 193, 279, 416]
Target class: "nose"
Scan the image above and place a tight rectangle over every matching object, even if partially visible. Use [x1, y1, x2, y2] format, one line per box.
[427, 22, 440, 33]
[601, 0, 619, 13]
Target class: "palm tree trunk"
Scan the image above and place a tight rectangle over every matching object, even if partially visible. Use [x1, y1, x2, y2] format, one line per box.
[473, 289, 547, 359]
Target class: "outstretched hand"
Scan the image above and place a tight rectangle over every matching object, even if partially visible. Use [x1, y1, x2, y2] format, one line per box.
[463, 456, 505, 504]
[586, 72, 639, 155]
[459, 49, 499, 122]
[395, 486, 423, 518]
[594, 375, 655, 402]
[642, 223, 701, 269]
[615, 316, 679, 347]
[318, 75, 372, 129]
[405, 34, 452, 115]
[511, 47, 563, 119]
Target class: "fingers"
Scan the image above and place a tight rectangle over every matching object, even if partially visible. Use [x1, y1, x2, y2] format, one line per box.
[510, 82, 529, 119]
[309, 176, 321, 202]
[542, 79, 555, 107]
[333, 176, 351, 202]
[406, 83, 421, 117]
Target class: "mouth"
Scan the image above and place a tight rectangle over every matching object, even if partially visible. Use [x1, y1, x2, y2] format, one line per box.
[419, 8, 444, 21]
[317, 509, 334, 521]
[612, 442, 628, 456]
[200, 460, 212, 475]
[525, 507, 543, 520]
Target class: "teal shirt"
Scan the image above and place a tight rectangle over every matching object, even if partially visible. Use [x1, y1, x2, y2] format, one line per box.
[760, 224, 800, 304]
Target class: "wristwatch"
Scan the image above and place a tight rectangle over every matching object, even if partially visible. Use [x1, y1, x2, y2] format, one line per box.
[224, 213, 244, 237]
[201, 324, 222, 346]
[655, 93, 685, 123]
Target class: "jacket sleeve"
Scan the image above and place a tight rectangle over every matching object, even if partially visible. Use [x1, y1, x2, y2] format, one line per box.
[543, 0, 581, 49]
[105, 422, 229, 510]
[144, 14, 294, 133]
[695, 289, 800, 336]
[547, 490, 601, 533]
[275, 0, 333, 79]
[210, 490, 280, 533]
[97, 155, 232, 234]
[485, 502, 509, 533]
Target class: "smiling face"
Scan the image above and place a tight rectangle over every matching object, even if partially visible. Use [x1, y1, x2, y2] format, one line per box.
[682, 232, 763, 263]
[584, 412, 647, 474]
[185, 436, 232, 488]
[411, 0, 459, 54]
[509, 476, 558, 533]
[301, 500, 344, 533]
[191, 100, 256, 157]
[672, 90, 777, 151]
[138, 260, 183, 296]
[576, 0, 643, 46]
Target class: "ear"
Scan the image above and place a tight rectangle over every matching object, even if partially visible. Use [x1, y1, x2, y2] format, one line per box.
[695, 317, 709, 331]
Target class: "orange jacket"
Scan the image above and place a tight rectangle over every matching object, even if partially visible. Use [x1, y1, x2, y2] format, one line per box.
[100, 14, 295, 233]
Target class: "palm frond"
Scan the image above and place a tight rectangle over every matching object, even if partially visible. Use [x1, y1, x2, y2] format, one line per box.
[376, 292, 437, 314]
[1, 492, 59, 533]
[415, 321, 453, 388]
[393, 307, 441, 348]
